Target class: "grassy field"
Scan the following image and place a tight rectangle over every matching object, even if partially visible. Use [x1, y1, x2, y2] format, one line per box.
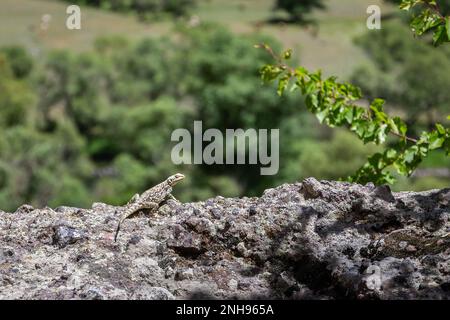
[0, 0, 394, 78]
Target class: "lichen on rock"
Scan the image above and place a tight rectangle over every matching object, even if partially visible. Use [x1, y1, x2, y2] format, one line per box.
[0, 178, 449, 299]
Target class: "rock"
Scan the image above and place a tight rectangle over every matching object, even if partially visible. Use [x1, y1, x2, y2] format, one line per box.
[0, 179, 448, 300]
[14, 204, 34, 214]
[209, 208, 222, 219]
[228, 279, 238, 290]
[165, 267, 175, 279]
[131, 286, 174, 300]
[80, 287, 105, 300]
[301, 177, 323, 199]
[276, 271, 297, 293]
[175, 268, 194, 281]
[54, 206, 79, 214]
[236, 242, 249, 257]
[248, 206, 259, 216]
[371, 185, 396, 203]
[52, 225, 86, 248]
[167, 225, 204, 256]
[439, 190, 450, 205]
[185, 216, 216, 235]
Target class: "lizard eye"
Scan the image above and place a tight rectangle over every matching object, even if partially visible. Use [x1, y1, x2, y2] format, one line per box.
[168, 173, 184, 184]
[174, 173, 184, 179]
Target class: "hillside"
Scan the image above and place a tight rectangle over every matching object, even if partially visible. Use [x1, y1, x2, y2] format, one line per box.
[0, 0, 392, 77]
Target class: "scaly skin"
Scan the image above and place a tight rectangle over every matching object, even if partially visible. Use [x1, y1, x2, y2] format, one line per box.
[114, 173, 185, 242]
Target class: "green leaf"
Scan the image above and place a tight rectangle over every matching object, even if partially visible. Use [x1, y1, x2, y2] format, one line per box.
[370, 99, 388, 122]
[316, 109, 328, 124]
[260, 45, 449, 186]
[436, 123, 446, 135]
[404, 148, 416, 163]
[305, 94, 318, 110]
[393, 117, 407, 136]
[277, 74, 290, 96]
[377, 124, 388, 144]
[447, 17, 450, 39]
[429, 137, 444, 150]
[283, 49, 292, 60]
[260, 65, 283, 83]
[399, 0, 419, 11]
[433, 24, 448, 46]
[344, 108, 353, 124]
[428, 131, 445, 150]
[386, 149, 397, 160]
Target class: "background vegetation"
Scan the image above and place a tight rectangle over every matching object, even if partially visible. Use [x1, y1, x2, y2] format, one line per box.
[62, 0, 197, 20]
[0, 0, 448, 211]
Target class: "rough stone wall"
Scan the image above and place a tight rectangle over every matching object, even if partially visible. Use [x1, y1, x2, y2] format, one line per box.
[0, 178, 449, 299]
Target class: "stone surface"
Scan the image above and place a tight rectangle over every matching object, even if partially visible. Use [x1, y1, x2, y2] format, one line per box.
[0, 178, 449, 300]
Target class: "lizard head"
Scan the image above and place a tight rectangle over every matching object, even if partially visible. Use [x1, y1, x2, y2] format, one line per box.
[167, 173, 185, 186]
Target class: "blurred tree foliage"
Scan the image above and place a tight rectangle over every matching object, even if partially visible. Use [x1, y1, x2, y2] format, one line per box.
[352, 21, 450, 133]
[2, 19, 443, 211]
[2, 24, 355, 211]
[0, 50, 91, 210]
[63, 0, 196, 20]
[274, 0, 325, 23]
[2, 10, 449, 212]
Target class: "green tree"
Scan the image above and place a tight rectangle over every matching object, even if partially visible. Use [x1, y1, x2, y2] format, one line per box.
[352, 21, 450, 131]
[63, 0, 196, 20]
[174, 24, 311, 195]
[0, 53, 36, 128]
[0, 46, 33, 79]
[274, 0, 325, 23]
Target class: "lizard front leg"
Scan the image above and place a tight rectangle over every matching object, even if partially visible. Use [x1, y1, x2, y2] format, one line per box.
[166, 194, 180, 203]
[127, 193, 140, 205]
[114, 202, 158, 242]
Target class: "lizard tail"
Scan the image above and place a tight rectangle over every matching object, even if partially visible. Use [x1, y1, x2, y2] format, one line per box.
[114, 206, 136, 242]
[114, 223, 121, 242]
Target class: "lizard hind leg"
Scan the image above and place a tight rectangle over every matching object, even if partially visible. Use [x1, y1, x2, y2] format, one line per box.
[114, 202, 158, 242]
[142, 201, 159, 212]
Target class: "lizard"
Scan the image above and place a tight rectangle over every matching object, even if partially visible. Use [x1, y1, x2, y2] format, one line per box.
[114, 173, 185, 242]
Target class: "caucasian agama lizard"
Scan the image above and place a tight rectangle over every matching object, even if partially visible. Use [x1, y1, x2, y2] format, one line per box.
[114, 173, 185, 241]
